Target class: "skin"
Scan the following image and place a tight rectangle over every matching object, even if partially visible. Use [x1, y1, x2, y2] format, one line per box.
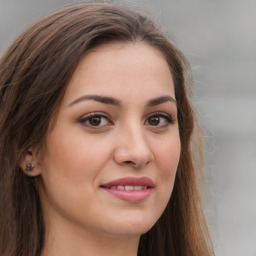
[24, 42, 181, 256]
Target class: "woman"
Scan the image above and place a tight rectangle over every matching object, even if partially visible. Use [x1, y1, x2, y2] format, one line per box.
[0, 2, 215, 256]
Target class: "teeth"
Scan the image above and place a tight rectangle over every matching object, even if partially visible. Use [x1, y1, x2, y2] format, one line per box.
[109, 185, 147, 190]
[125, 185, 134, 191]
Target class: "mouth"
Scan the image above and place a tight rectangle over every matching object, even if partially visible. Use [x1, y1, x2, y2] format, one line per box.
[104, 185, 149, 191]
[100, 177, 154, 202]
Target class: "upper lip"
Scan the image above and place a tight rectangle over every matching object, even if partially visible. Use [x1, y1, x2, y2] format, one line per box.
[101, 177, 154, 188]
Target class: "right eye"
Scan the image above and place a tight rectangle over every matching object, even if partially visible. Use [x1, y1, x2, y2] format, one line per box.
[79, 112, 113, 129]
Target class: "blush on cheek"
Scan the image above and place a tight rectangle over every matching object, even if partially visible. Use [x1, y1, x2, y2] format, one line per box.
[160, 149, 180, 171]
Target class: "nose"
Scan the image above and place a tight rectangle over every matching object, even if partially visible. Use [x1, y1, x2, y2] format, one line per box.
[113, 125, 154, 168]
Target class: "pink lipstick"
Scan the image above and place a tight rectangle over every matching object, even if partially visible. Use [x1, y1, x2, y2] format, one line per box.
[100, 177, 154, 202]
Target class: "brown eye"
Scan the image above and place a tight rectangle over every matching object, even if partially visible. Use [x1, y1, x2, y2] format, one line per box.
[80, 113, 112, 129]
[148, 116, 160, 126]
[88, 116, 102, 126]
[145, 113, 174, 128]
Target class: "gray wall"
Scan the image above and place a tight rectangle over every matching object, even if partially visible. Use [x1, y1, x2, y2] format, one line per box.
[1, 0, 255, 255]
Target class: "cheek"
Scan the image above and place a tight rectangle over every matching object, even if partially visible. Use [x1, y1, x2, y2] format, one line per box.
[155, 136, 181, 195]
[40, 128, 113, 189]
[157, 136, 181, 174]
[147, 136, 180, 224]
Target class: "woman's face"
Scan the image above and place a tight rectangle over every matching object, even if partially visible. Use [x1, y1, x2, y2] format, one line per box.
[38, 42, 180, 239]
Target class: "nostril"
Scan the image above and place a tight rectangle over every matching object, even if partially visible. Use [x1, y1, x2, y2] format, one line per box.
[124, 160, 136, 165]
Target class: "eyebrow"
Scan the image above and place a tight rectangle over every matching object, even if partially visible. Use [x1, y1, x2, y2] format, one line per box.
[146, 95, 176, 107]
[68, 94, 176, 107]
[68, 95, 121, 107]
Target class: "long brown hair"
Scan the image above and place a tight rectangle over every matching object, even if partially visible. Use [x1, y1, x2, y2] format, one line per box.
[0, 2, 214, 255]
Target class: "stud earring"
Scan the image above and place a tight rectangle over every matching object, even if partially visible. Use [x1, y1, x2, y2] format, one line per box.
[26, 163, 34, 171]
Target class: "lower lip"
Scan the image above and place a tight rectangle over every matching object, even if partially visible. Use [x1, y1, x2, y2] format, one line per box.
[102, 188, 153, 202]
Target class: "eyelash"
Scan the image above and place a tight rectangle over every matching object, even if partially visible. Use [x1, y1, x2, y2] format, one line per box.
[79, 112, 112, 129]
[79, 112, 174, 129]
[145, 112, 174, 128]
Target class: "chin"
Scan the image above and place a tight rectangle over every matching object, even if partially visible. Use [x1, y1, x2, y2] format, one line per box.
[104, 213, 158, 237]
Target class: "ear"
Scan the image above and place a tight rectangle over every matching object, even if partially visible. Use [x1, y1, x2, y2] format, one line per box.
[19, 148, 42, 177]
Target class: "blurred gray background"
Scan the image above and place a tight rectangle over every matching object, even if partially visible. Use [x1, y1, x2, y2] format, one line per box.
[0, 0, 255, 255]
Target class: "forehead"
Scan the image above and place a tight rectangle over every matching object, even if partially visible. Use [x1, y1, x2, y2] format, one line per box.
[62, 42, 175, 105]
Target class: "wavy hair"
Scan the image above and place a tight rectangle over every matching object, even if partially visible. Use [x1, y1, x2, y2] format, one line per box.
[0, 2, 214, 255]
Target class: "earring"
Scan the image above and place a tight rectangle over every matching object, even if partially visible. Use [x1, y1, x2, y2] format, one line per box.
[26, 163, 34, 171]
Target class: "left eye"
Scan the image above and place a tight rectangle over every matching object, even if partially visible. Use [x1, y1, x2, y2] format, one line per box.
[79, 113, 112, 128]
[145, 114, 174, 127]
